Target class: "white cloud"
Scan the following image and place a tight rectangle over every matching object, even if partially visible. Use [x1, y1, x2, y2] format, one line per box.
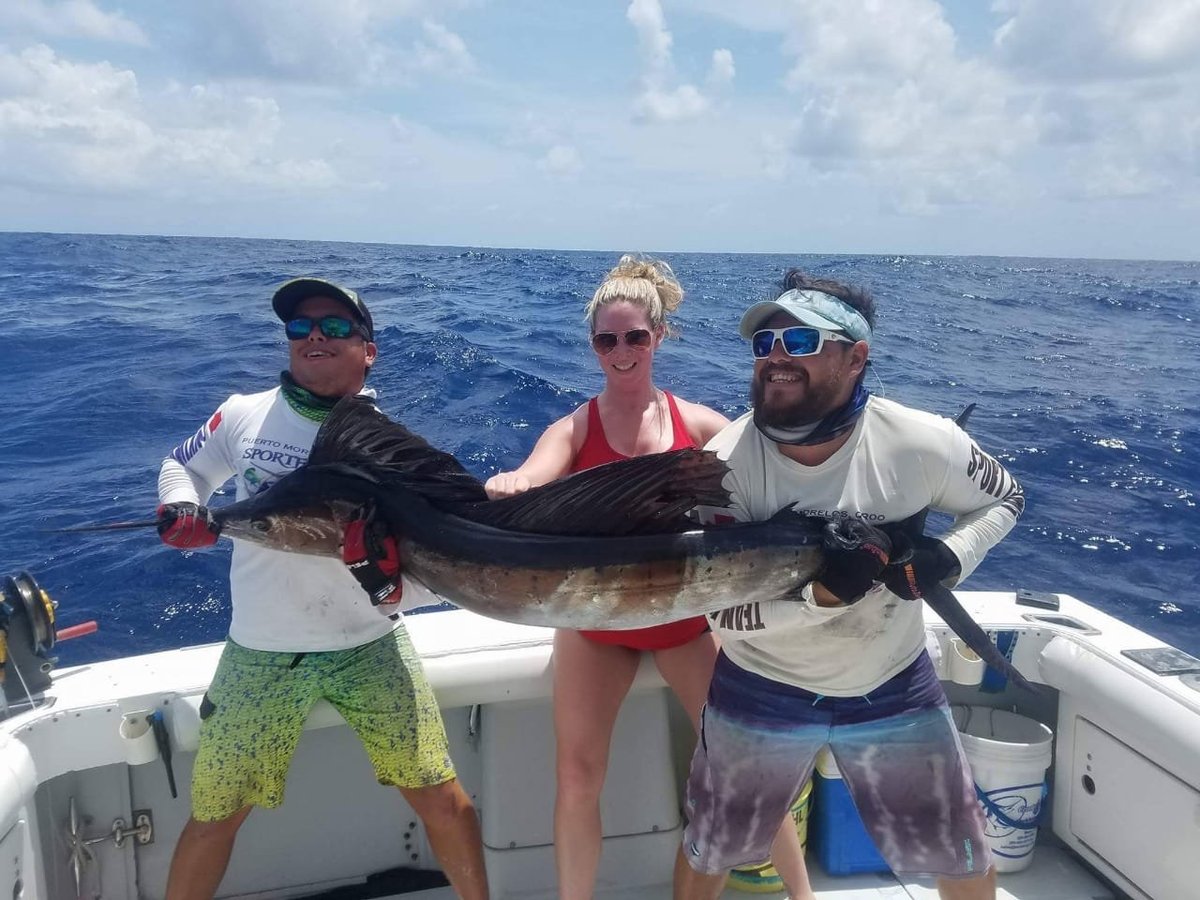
[680, 0, 803, 34]
[537, 144, 583, 176]
[769, 0, 1037, 211]
[0, 45, 340, 194]
[708, 48, 735, 85]
[0, 0, 148, 45]
[633, 84, 709, 122]
[993, 0, 1200, 201]
[500, 110, 586, 176]
[626, 0, 723, 123]
[760, 131, 789, 180]
[1068, 156, 1170, 200]
[411, 20, 476, 77]
[2, 0, 1196, 258]
[389, 114, 420, 142]
[182, 0, 385, 84]
[627, 0, 674, 75]
[504, 111, 559, 150]
[0, 44, 146, 187]
[174, 0, 475, 86]
[689, 0, 1200, 213]
[994, 0, 1200, 80]
[781, 0, 958, 85]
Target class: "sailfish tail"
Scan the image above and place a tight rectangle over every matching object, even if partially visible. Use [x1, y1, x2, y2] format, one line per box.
[885, 400, 1038, 693]
[923, 583, 1039, 693]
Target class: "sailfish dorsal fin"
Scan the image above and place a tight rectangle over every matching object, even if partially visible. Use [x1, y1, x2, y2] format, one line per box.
[462, 449, 731, 536]
[310, 396, 732, 536]
[309, 396, 489, 504]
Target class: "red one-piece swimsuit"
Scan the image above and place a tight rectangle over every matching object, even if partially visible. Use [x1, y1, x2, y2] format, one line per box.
[572, 392, 711, 651]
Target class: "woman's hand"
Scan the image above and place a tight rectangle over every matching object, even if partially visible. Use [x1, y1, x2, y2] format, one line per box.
[485, 471, 532, 499]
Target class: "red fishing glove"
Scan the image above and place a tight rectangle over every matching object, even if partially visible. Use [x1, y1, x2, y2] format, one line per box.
[342, 510, 403, 610]
[883, 534, 961, 602]
[156, 502, 220, 549]
[816, 519, 892, 605]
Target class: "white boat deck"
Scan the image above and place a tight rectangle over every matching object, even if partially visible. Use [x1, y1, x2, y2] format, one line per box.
[384, 843, 1111, 899]
[7, 590, 1196, 900]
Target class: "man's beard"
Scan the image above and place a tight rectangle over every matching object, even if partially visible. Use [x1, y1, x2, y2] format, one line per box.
[751, 365, 842, 427]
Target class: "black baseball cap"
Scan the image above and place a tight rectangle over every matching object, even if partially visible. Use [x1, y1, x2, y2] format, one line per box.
[271, 277, 375, 340]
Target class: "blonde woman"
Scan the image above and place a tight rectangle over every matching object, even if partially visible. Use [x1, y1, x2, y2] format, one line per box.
[485, 256, 812, 900]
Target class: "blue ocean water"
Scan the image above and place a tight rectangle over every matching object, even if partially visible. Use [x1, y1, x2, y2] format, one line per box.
[0, 232, 1196, 667]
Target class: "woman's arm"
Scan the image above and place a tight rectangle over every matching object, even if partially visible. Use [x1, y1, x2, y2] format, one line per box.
[675, 397, 732, 446]
[484, 406, 584, 498]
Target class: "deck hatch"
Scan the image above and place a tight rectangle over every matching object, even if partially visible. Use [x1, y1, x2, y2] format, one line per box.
[1069, 717, 1199, 900]
[1120, 646, 1200, 676]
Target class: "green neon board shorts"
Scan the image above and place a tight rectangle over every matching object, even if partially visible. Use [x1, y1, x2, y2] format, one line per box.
[191, 626, 456, 822]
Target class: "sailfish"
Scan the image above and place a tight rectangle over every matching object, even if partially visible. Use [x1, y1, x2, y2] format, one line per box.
[62, 396, 1035, 691]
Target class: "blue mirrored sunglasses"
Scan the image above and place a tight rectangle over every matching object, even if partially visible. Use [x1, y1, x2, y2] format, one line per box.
[751, 326, 853, 359]
[285, 316, 368, 341]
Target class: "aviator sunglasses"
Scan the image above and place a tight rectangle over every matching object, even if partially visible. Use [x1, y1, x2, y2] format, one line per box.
[751, 326, 853, 359]
[591, 328, 654, 355]
[285, 316, 368, 341]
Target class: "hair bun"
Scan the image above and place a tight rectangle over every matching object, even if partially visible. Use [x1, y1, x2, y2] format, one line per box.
[608, 254, 684, 312]
[585, 253, 685, 336]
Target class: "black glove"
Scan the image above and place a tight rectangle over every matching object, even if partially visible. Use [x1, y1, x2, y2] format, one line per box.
[342, 507, 402, 609]
[882, 534, 961, 601]
[816, 519, 892, 605]
[157, 502, 220, 549]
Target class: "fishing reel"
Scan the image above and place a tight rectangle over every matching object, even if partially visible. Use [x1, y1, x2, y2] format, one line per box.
[2, 571, 62, 703]
[0, 572, 99, 710]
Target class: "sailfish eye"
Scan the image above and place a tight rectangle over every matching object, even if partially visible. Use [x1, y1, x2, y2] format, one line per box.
[250, 519, 271, 533]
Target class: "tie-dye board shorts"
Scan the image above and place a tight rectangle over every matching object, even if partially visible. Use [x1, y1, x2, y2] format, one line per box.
[682, 651, 992, 879]
[190, 627, 456, 822]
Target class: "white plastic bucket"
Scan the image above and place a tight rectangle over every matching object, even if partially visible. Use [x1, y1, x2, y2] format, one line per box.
[954, 706, 1053, 873]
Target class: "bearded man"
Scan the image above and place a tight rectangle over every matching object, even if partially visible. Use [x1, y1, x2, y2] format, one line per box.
[673, 270, 1026, 900]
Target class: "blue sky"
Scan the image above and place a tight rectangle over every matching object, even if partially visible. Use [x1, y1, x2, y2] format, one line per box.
[1, 0, 1198, 260]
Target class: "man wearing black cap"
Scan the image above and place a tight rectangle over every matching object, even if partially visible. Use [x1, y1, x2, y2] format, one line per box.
[673, 269, 1025, 900]
[155, 278, 490, 900]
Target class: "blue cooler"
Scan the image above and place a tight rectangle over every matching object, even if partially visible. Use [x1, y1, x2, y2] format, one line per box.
[811, 749, 890, 875]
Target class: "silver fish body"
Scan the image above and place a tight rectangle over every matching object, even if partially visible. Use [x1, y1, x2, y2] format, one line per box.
[217, 484, 825, 629]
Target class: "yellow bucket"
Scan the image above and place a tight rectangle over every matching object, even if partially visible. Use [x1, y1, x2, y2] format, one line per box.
[727, 779, 812, 893]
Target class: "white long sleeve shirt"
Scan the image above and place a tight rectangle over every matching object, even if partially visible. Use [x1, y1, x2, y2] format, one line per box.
[702, 396, 1024, 696]
[158, 387, 400, 652]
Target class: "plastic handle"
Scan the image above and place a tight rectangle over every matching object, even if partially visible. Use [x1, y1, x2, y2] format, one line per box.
[56, 621, 99, 641]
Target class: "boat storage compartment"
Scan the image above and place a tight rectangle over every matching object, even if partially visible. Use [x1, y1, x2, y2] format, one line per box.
[0, 821, 26, 899]
[1069, 717, 1199, 900]
[480, 689, 682, 896]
